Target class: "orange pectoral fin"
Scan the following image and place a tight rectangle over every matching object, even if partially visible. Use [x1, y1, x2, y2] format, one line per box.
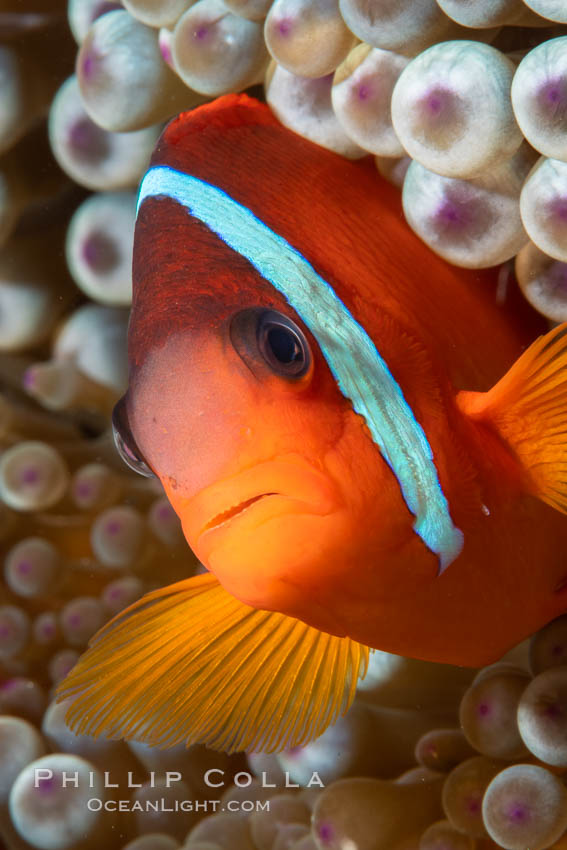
[457, 322, 567, 514]
[56, 573, 369, 753]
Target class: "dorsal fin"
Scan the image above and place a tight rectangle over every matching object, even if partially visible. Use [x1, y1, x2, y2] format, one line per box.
[57, 573, 369, 753]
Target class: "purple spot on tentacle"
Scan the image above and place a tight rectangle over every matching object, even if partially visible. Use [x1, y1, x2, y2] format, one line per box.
[194, 24, 211, 41]
[550, 198, 567, 223]
[105, 521, 121, 536]
[277, 17, 293, 36]
[21, 467, 40, 485]
[75, 481, 92, 499]
[542, 700, 564, 720]
[81, 231, 119, 275]
[0, 624, 11, 638]
[428, 96, 442, 114]
[477, 701, 491, 717]
[420, 86, 454, 119]
[68, 614, 81, 628]
[22, 368, 36, 390]
[439, 205, 459, 223]
[434, 196, 471, 233]
[317, 822, 334, 844]
[81, 54, 94, 78]
[506, 802, 530, 824]
[68, 118, 110, 164]
[552, 642, 566, 656]
[59, 658, 75, 677]
[16, 561, 32, 575]
[466, 795, 481, 815]
[79, 43, 104, 82]
[537, 78, 567, 118]
[357, 82, 372, 101]
[158, 504, 173, 520]
[159, 30, 173, 66]
[37, 777, 57, 794]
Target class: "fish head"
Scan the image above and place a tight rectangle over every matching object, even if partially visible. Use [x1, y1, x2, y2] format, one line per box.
[115, 273, 415, 632]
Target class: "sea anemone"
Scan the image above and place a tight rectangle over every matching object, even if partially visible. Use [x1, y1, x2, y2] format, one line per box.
[1, 4, 567, 849]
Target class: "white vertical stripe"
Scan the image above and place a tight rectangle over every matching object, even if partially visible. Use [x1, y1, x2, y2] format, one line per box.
[137, 165, 464, 572]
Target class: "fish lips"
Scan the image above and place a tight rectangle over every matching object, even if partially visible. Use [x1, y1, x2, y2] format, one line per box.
[182, 457, 341, 562]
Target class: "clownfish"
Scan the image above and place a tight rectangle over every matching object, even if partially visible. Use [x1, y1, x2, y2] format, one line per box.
[59, 95, 567, 754]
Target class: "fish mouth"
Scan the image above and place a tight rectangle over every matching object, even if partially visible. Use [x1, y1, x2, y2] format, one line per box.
[202, 493, 279, 533]
[183, 456, 341, 548]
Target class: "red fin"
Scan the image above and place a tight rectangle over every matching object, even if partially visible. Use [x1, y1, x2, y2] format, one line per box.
[457, 323, 567, 513]
[161, 93, 279, 148]
[56, 573, 369, 753]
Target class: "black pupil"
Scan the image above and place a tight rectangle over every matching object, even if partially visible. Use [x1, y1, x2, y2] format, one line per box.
[267, 326, 302, 365]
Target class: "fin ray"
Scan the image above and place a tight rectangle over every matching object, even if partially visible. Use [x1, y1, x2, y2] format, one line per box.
[57, 573, 369, 753]
[458, 322, 567, 513]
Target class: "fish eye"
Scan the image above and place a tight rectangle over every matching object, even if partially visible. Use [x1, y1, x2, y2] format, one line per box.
[111, 397, 154, 478]
[257, 311, 311, 378]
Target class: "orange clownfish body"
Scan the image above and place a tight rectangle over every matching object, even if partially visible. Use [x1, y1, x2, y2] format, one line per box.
[59, 95, 567, 753]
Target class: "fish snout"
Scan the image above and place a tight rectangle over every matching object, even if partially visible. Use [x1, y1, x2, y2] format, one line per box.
[167, 455, 343, 612]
